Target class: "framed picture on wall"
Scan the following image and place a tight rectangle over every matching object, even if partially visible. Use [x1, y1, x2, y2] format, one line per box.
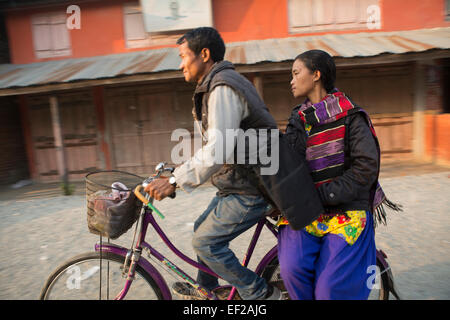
[140, 0, 213, 33]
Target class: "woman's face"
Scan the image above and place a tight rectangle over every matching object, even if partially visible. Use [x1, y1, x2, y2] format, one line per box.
[290, 59, 316, 99]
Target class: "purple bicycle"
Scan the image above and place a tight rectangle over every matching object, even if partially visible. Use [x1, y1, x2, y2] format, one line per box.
[39, 163, 400, 300]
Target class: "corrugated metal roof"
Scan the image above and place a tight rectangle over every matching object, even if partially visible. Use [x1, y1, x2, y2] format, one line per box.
[225, 27, 450, 63]
[0, 27, 449, 90]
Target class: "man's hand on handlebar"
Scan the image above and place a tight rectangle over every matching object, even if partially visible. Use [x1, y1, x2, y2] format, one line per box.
[144, 176, 176, 201]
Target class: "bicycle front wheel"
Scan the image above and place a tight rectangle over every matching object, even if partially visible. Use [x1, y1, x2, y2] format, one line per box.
[39, 251, 164, 300]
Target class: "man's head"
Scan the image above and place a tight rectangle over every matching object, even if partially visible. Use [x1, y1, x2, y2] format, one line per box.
[177, 27, 225, 83]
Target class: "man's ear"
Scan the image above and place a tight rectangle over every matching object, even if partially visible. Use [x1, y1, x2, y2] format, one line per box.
[200, 48, 211, 63]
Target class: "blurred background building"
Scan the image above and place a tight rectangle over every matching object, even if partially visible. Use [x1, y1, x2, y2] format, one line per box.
[0, 0, 449, 184]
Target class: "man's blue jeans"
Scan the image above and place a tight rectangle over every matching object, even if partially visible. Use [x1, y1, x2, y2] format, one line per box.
[192, 194, 269, 300]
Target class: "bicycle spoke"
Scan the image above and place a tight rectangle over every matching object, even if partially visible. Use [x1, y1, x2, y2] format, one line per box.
[40, 252, 163, 300]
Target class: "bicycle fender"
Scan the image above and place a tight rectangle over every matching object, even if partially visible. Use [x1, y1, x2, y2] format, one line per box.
[376, 249, 401, 300]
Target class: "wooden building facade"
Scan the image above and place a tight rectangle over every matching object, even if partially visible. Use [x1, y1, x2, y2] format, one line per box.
[1, 0, 449, 183]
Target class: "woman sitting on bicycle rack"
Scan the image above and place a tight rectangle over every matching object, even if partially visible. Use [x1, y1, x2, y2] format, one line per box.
[278, 49, 396, 300]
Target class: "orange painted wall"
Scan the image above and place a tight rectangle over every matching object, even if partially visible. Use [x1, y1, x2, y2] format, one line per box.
[5, 0, 450, 64]
[69, 1, 127, 58]
[382, 0, 449, 31]
[5, 9, 34, 64]
[6, 0, 131, 64]
[213, 0, 289, 42]
[425, 113, 450, 165]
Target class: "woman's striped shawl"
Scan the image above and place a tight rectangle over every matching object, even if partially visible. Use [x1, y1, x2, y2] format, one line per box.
[297, 91, 402, 226]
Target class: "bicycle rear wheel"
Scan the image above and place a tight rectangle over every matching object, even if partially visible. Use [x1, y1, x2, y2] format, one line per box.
[367, 258, 390, 300]
[260, 256, 389, 300]
[260, 256, 290, 300]
[39, 251, 164, 300]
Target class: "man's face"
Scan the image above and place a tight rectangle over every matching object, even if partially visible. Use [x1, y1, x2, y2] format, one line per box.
[178, 41, 206, 83]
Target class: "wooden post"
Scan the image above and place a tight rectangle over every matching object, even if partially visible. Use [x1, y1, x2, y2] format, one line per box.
[253, 74, 264, 100]
[49, 96, 68, 186]
[93, 86, 112, 170]
[412, 61, 426, 162]
[18, 95, 38, 180]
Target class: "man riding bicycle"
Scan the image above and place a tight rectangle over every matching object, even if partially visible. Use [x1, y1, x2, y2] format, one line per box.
[144, 27, 282, 300]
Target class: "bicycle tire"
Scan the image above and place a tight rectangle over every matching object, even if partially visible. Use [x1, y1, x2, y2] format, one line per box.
[260, 255, 290, 300]
[259, 255, 390, 300]
[371, 258, 390, 300]
[39, 251, 164, 300]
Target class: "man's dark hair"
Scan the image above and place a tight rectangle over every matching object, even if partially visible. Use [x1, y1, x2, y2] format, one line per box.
[176, 27, 225, 63]
[295, 50, 336, 93]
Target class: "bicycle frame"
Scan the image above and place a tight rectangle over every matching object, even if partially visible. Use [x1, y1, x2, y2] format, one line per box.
[92, 175, 400, 300]
[95, 200, 279, 300]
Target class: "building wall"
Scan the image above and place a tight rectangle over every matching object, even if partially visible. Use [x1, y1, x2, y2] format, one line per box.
[0, 97, 29, 185]
[19, 79, 197, 181]
[423, 58, 450, 165]
[5, 0, 450, 64]
[3, 0, 449, 182]
[22, 90, 100, 181]
[6, 0, 128, 64]
[21, 62, 415, 182]
[425, 113, 450, 166]
[381, 0, 449, 31]
[102, 80, 195, 176]
[262, 62, 415, 162]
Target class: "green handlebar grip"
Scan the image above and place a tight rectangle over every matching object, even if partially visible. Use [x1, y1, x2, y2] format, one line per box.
[146, 201, 165, 219]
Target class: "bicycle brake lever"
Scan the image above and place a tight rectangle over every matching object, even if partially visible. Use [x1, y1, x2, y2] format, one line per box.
[155, 162, 166, 172]
[164, 167, 175, 174]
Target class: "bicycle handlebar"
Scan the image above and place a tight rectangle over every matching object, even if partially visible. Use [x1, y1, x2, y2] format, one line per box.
[134, 185, 165, 219]
[132, 162, 178, 219]
[134, 185, 149, 205]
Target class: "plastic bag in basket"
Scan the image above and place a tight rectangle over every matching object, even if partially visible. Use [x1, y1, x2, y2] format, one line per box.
[87, 182, 141, 239]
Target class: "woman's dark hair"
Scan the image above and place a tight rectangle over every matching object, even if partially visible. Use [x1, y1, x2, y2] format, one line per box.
[295, 50, 336, 93]
[176, 27, 225, 63]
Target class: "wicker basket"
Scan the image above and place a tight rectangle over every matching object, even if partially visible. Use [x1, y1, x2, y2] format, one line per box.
[85, 171, 144, 239]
